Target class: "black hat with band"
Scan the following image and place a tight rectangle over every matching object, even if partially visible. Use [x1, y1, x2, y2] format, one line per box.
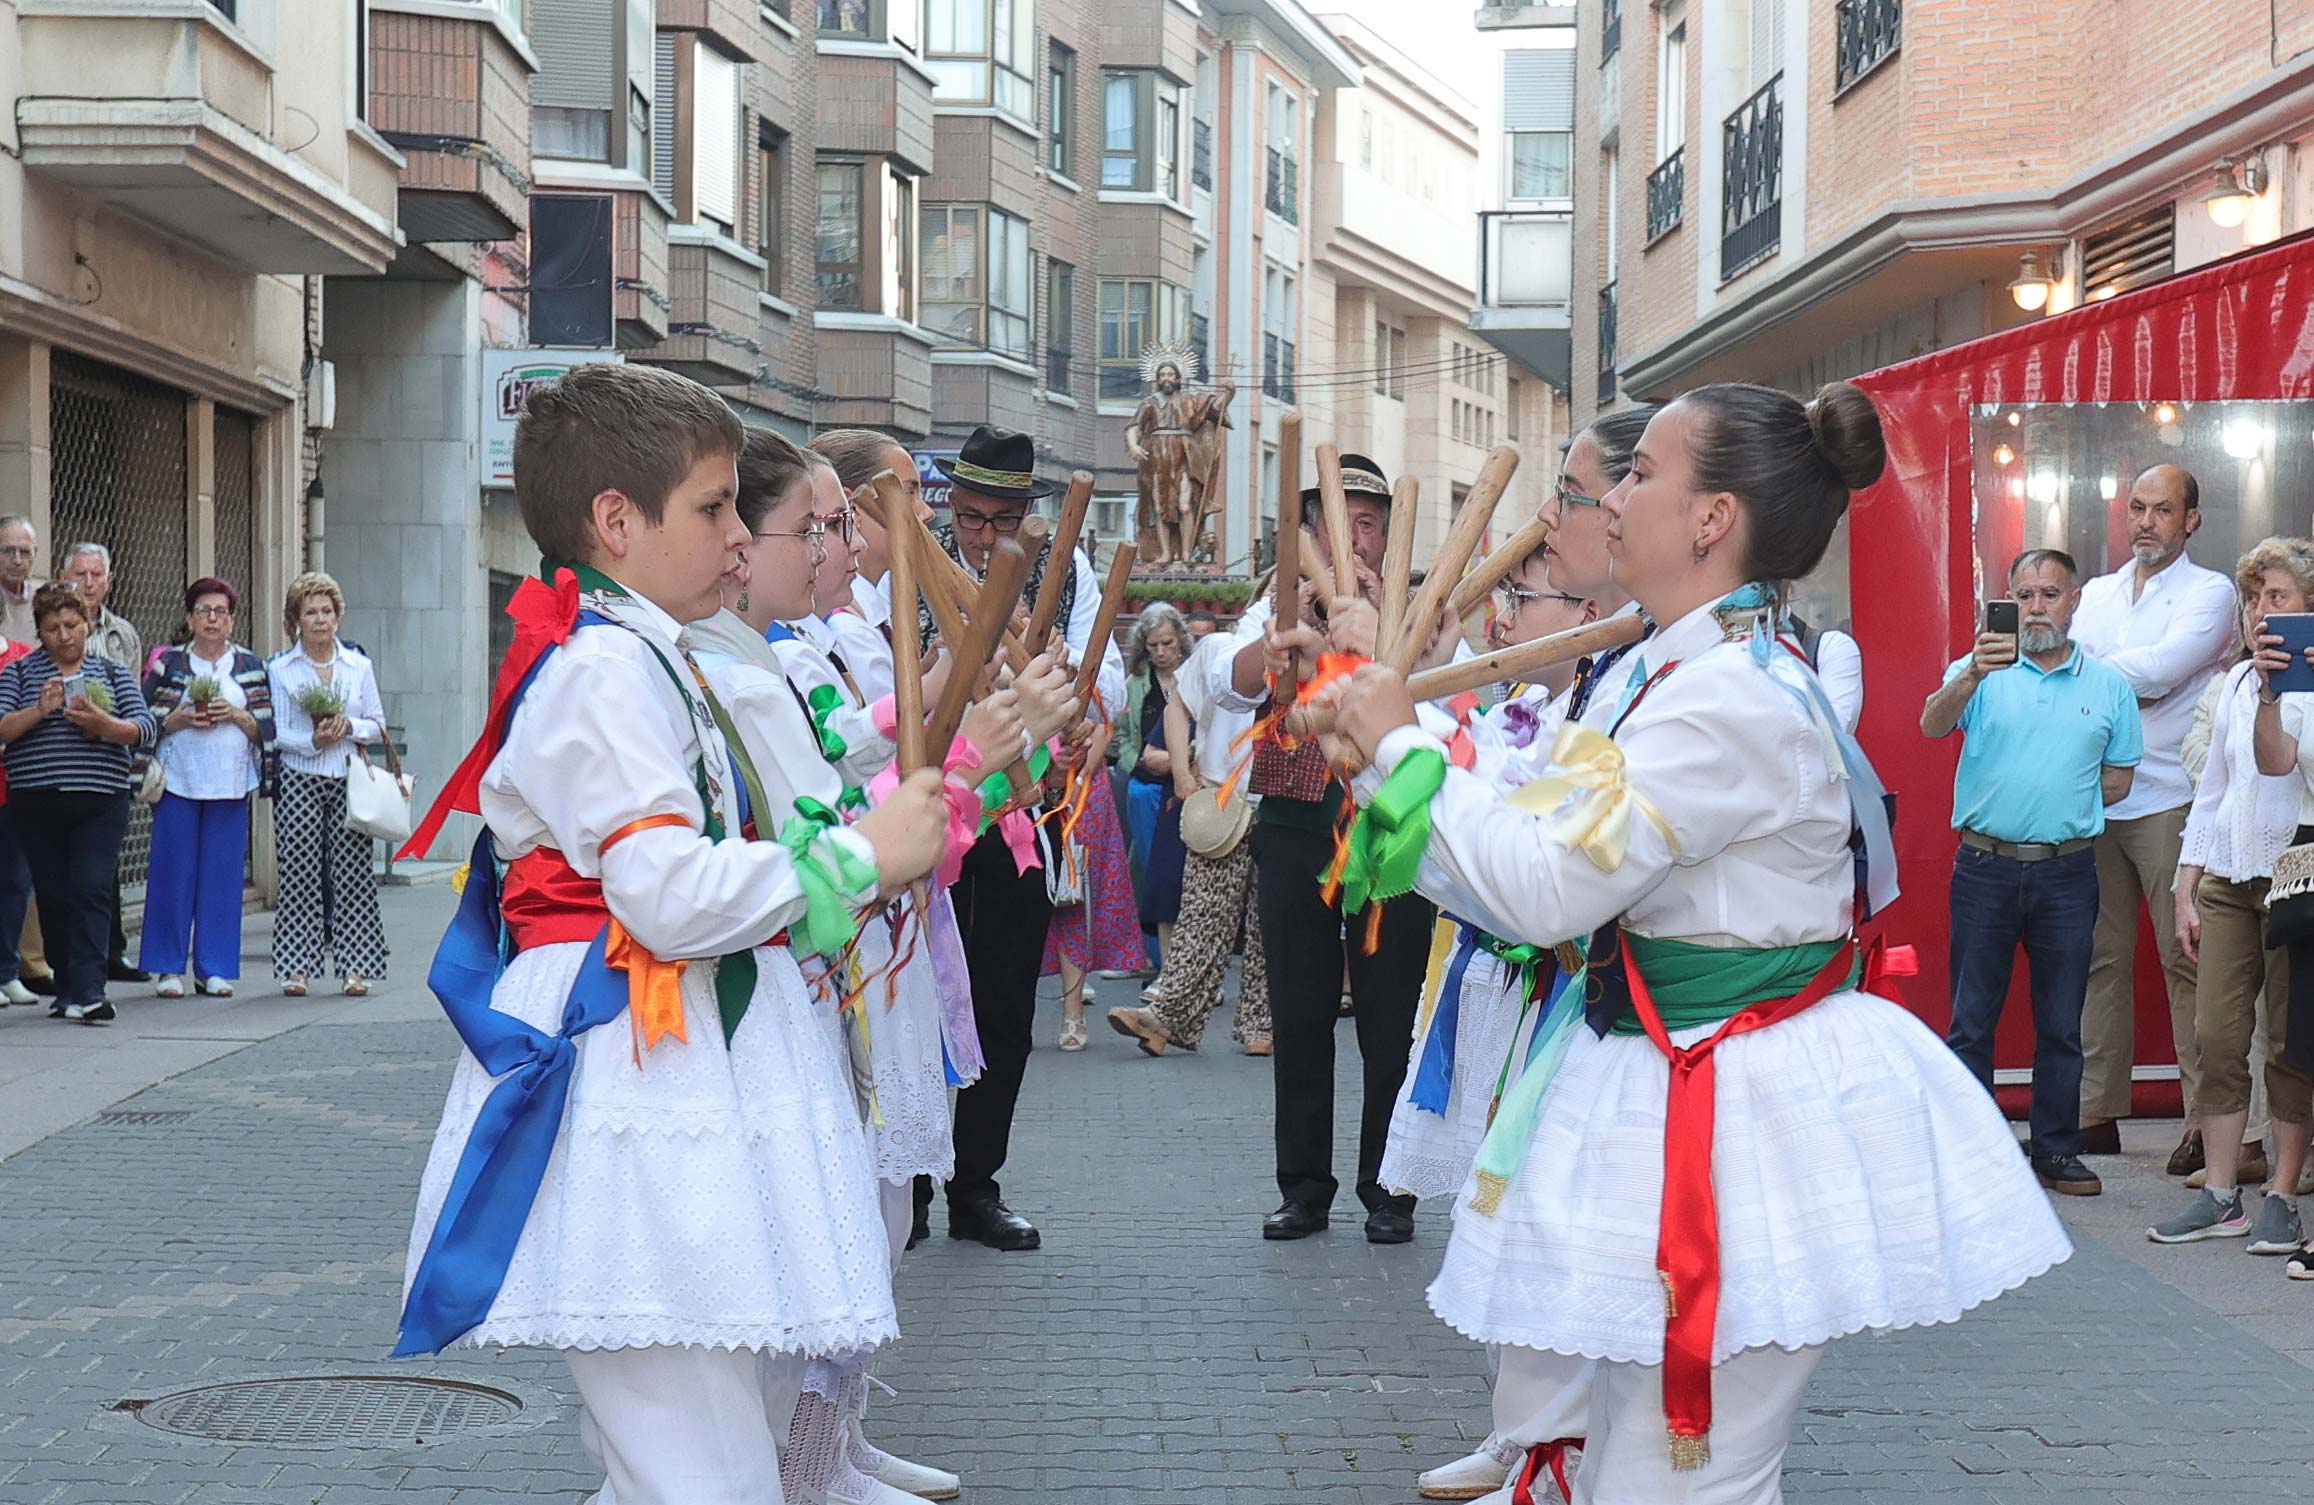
[1299, 452, 1392, 524]
[932, 425, 1057, 502]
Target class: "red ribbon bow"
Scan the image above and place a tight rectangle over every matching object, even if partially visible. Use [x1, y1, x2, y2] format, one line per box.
[1512, 1439, 1579, 1504]
[401, 570, 583, 861]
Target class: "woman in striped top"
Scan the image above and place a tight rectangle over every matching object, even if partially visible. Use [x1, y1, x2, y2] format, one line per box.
[0, 584, 157, 1022]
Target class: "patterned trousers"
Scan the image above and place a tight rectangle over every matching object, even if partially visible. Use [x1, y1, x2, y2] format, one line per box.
[1144, 838, 1269, 1049]
[272, 769, 387, 982]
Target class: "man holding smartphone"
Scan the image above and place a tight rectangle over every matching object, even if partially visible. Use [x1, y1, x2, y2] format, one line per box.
[1923, 548, 2144, 1197]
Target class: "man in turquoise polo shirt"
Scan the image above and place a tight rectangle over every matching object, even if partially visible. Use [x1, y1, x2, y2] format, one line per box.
[1923, 548, 2143, 1199]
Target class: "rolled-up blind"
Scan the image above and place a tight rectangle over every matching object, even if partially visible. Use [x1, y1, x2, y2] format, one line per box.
[532, 0, 617, 111]
[1502, 48, 1575, 132]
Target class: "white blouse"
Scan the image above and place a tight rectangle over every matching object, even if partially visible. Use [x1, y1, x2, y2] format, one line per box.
[269, 641, 386, 779]
[774, 622, 899, 793]
[1357, 598, 1856, 952]
[160, 646, 260, 800]
[2178, 661, 2301, 883]
[480, 592, 875, 963]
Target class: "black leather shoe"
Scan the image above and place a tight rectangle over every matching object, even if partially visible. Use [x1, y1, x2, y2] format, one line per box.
[23, 972, 57, 997]
[1364, 1206, 1415, 1244]
[2076, 1119, 2123, 1156]
[1262, 1202, 1328, 1240]
[948, 1197, 1040, 1251]
[2032, 1153, 2103, 1196]
[2165, 1127, 2204, 1176]
[107, 959, 150, 984]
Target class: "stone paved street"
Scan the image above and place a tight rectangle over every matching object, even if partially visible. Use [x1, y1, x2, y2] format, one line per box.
[1, 881, 2310, 1502]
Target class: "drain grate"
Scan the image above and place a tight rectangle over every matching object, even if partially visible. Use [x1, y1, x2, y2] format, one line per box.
[132, 1376, 525, 1447]
[94, 1109, 192, 1126]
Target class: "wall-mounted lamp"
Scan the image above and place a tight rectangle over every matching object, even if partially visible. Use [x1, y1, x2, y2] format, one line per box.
[2205, 157, 2270, 230]
[2008, 248, 2056, 313]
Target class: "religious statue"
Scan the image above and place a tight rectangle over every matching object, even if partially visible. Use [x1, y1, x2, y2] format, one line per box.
[1127, 342, 1235, 568]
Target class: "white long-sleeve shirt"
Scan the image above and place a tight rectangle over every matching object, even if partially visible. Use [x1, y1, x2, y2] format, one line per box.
[2072, 553, 2239, 820]
[2178, 661, 2301, 883]
[269, 641, 386, 779]
[1356, 596, 1854, 951]
[1172, 633, 1256, 788]
[1205, 592, 1475, 735]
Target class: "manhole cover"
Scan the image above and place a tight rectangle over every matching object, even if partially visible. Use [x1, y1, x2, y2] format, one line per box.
[133, 1376, 524, 1447]
[94, 1110, 191, 1126]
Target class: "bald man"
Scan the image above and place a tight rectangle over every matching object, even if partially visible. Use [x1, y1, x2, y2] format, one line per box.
[2070, 464, 2239, 1172]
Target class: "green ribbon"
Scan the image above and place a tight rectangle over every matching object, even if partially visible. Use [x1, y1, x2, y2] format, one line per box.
[974, 743, 1053, 832]
[803, 683, 850, 762]
[776, 799, 879, 958]
[540, 556, 760, 1039]
[1608, 934, 1851, 1035]
[1338, 746, 1447, 915]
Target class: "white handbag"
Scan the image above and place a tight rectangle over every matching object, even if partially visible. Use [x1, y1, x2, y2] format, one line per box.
[344, 727, 415, 845]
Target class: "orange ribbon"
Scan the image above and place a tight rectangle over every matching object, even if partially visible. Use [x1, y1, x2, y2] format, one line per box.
[597, 813, 698, 1062]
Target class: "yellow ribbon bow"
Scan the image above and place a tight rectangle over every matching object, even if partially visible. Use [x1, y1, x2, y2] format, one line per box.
[1507, 722, 1678, 872]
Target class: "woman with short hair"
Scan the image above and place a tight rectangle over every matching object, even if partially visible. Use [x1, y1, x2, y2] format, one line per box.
[140, 577, 274, 998]
[267, 571, 388, 998]
[0, 584, 156, 1022]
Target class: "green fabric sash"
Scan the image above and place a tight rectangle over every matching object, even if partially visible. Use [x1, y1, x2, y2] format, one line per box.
[1609, 933, 1853, 1036]
[776, 798, 881, 958]
[1339, 746, 1447, 915]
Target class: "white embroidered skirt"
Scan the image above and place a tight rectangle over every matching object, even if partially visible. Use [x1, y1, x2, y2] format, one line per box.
[1380, 944, 1527, 1202]
[403, 939, 899, 1356]
[851, 904, 957, 1185]
[1427, 989, 2071, 1363]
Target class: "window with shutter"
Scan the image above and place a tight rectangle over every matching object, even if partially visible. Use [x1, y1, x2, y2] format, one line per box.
[1749, 0, 1784, 89]
[694, 47, 742, 231]
[531, 0, 620, 162]
[652, 33, 678, 202]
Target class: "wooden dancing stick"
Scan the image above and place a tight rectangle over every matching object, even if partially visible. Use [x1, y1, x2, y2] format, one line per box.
[998, 515, 1056, 796]
[1272, 414, 1302, 683]
[1384, 445, 1521, 677]
[1449, 512, 1554, 621]
[924, 538, 1035, 762]
[1022, 472, 1093, 655]
[1377, 473, 1421, 650]
[1313, 443, 1360, 605]
[1283, 614, 1646, 739]
[1071, 544, 1139, 714]
[863, 473, 1029, 668]
[1296, 527, 1337, 602]
[887, 494, 928, 774]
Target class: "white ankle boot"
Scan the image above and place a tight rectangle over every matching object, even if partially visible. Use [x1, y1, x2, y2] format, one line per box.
[849, 1419, 961, 1500]
[1416, 1435, 1520, 1500]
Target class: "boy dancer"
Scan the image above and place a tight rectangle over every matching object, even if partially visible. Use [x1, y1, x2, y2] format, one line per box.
[394, 364, 948, 1505]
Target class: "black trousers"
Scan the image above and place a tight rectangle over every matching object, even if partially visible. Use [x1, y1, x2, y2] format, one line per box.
[10, 789, 128, 1008]
[945, 823, 1054, 1206]
[1254, 821, 1435, 1214]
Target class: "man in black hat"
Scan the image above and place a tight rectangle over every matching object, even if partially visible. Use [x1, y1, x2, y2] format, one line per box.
[923, 425, 1125, 1251]
[1200, 455, 1448, 1245]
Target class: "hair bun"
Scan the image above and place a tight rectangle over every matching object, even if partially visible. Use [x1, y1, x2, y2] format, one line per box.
[1805, 381, 1888, 492]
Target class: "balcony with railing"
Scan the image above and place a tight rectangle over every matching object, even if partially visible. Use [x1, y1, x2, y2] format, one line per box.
[1265, 148, 1298, 225]
[1596, 281, 1617, 404]
[1471, 208, 1572, 387]
[1190, 311, 1211, 380]
[1835, 0, 1901, 94]
[1720, 75, 1783, 281]
[1645, 148, 1683, 246]
[1192, 117, 1213, 192]
[368, 3, 534, 245]
[1262, 334, 1297, 404]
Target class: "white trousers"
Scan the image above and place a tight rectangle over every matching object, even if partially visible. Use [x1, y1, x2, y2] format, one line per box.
[568, 1344, 808, 1505]
[1493, 1346, 1596, 1447]
[879, 1176, 912, 1273]
[1573, 1346, 1824, 1505]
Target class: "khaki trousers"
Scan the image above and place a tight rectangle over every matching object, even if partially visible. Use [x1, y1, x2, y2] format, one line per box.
[2082, 806, 2199, 1122]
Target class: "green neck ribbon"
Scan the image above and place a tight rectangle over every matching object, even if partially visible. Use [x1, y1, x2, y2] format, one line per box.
[1338, 746, 1447, 915]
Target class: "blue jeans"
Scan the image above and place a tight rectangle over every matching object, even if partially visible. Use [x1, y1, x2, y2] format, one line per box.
[138, 793, 249, 981]
[0, 805, 31, 982]
[1946, 844, 2098, 1158]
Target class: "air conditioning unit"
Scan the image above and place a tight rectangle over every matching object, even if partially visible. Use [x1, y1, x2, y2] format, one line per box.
[305, 359, 336, 431]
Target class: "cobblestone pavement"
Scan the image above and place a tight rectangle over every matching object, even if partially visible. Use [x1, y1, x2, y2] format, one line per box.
[0, 885, 2309, 1502]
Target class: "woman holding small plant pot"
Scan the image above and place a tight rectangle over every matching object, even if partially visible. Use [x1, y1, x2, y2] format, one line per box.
[266, 572, 386, 997]
[0, 585, 155, 1022]
[139, 577, 274, 998]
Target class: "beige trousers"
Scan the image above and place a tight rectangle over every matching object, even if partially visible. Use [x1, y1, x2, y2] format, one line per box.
[2082, 806, 2199, 1122]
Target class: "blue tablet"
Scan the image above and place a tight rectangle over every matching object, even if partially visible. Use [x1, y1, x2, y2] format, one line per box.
[2267, 613, 2314, 695]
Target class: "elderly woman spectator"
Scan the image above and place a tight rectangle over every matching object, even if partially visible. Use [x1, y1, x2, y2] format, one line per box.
[1120, 603, 1191, 955]
[266, 572, 386, 998]
[0, 584, 155, 1021]
[2160, 537, 2314, 1251]
[139, 578, 274, 998]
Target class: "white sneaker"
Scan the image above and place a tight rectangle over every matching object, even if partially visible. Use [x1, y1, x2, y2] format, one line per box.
[195, 977, 233, 998]
[155, 975, 186, 999]
[0, 978, 36, 1005]
[826, 1464, 924, 1505]
[852, 1427, 961, 1500]
[1418, 1436, 1520, 1500]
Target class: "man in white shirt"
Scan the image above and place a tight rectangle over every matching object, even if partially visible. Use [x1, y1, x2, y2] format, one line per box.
[2069, 464, 2240, 1166]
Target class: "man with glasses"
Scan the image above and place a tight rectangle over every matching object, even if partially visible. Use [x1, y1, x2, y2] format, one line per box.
[0, 516, 42, 647]
[920, 425, 1124, 1252]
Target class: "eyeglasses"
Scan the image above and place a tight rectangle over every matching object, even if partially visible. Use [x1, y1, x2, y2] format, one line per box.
[813, 508, 859, 547]
[950, 509, 1028, 536]
[0, 547, 33, 559]
[1496, 582, 1585, 615]
[755, 520, 828, 566]
[1553, 483, 1605, 511]
[190, 604, 234, 619]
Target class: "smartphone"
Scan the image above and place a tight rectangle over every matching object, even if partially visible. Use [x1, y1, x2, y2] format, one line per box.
[1982, 599, 2019, 648]
[2265, 612, 2314, 694]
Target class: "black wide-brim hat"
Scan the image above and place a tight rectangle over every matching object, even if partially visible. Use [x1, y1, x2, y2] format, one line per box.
[1300, 453, 1392, 513]
[933, 424, 1057, 502]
